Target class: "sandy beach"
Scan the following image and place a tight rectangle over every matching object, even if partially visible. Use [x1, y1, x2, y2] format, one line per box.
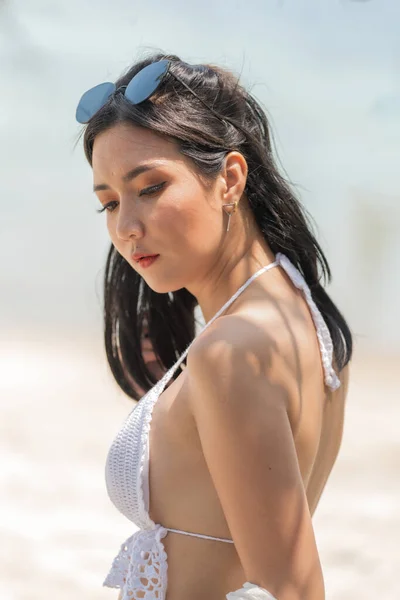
[1, 331, 399, 600]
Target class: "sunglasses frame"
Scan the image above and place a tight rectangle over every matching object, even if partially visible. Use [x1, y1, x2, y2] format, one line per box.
[76, 59, 246, 143]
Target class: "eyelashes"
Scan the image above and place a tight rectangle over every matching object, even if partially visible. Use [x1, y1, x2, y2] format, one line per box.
[96, 182, 167, 214]
[96, 201, 117, 214]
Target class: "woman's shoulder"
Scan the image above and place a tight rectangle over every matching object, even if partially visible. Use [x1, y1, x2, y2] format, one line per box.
[185, 311, 293, 433]
[184, 298, 337, 435]
[189, 310, 278, 363]
[186, 307, 301, 400]
[188, 298, 316, 383]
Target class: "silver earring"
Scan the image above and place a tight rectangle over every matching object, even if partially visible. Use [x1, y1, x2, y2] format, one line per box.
[222, 201, 238, 232]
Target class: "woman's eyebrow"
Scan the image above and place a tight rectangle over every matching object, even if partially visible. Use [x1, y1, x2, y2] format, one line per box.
[93, 160, 166, 192]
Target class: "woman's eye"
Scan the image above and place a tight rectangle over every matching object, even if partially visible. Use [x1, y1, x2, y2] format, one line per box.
[96, 201, 118, 213]
[96, 182, 166, 213]
[139, 182, 166, 196]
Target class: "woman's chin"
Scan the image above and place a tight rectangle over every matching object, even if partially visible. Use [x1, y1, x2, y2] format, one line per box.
[142, 278, 184, 295]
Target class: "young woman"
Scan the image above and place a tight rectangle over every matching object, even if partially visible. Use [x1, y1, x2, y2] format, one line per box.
[76, 53, 352, 600]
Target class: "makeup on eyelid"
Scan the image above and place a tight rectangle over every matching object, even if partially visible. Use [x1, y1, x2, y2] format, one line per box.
[96, 182, 167, 213]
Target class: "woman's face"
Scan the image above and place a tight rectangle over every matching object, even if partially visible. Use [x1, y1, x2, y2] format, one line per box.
[92, 122, 234, 294]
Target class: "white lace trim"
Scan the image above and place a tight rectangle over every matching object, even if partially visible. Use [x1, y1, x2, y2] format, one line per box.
[103, 525, 169, 600]
[136, 392, 159, 530]
[226, 582, 277, 600]
[275, 253, 341, 391]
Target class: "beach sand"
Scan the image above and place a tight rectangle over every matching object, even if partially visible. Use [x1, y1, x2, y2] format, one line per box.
[1, 332, 399, 599]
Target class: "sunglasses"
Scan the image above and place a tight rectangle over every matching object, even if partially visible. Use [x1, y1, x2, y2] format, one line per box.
[75, 58, 243, 138]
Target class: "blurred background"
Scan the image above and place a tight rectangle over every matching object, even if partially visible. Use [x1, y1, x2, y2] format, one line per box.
[1, 0, 399, 598]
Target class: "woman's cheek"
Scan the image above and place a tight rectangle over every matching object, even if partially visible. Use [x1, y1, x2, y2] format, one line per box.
[152, 203, 187, 235]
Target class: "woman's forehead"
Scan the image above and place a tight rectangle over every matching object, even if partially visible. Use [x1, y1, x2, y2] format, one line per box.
[91, 123, 199, 189]
[93, 122, 178, 163]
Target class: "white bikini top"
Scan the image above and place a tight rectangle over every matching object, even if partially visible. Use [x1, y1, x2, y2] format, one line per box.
[102, 252, 341, 599]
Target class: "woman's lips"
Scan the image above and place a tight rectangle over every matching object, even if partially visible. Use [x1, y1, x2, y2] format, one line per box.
[136, 254, 160, 268]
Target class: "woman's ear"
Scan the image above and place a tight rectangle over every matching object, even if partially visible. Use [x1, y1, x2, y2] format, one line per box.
[220, 151, 248, 207]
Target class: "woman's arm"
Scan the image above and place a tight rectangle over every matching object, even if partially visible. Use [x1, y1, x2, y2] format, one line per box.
[186, 318, 325, 600]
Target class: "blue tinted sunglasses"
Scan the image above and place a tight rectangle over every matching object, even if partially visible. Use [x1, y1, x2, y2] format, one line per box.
[76, 59, 242, 136]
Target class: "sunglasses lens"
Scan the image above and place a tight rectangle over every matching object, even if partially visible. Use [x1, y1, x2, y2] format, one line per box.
[124, 59, 170, 105]
[75, 82, 116, 123]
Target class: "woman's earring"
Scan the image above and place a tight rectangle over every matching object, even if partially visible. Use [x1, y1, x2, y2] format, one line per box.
[222, 201, 238, 232]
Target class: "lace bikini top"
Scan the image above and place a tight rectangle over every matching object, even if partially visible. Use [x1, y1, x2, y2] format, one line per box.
[102, 253, 341, 600]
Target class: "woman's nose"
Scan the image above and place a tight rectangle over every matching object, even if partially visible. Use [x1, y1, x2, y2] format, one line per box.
[115, 203, 144, 241]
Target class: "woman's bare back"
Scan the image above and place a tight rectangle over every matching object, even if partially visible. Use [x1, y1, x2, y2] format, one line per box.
[143, 270, 350, 600]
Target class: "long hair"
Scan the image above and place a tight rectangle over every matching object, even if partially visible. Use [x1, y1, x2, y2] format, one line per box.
[80, 51, 353, 401]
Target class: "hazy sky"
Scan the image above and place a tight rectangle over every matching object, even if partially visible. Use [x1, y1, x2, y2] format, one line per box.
[1, 0, 398, 340]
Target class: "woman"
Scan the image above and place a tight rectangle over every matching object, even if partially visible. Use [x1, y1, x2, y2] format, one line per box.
[76, 53, 352, 600]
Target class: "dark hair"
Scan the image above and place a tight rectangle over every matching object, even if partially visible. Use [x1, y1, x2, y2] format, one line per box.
[81, 51, 353, 401]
